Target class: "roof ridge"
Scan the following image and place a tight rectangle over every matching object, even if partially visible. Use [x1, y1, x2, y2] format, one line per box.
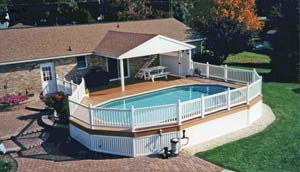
[107, 30, 158, 36]
[0, 18, 177, 31]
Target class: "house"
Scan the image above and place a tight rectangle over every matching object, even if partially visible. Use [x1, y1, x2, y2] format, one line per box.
[0, 18, 202, 96]
[0, 18, 264, 157]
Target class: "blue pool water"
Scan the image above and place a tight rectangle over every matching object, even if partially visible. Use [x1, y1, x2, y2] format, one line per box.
[99, 84, 229, 109]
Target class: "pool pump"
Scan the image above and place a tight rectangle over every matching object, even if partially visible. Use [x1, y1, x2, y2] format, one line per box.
[160, 130, 189, 159]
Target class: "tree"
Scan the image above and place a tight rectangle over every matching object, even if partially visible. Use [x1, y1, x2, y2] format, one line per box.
[189, 0, 263, 64]
[267, 0, 299, 82]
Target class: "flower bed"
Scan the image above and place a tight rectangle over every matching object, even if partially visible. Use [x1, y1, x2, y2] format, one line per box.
[0, 93, 29, 112]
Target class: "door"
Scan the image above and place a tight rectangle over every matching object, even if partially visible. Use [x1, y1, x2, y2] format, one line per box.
[40, 63, 57, 95]
[107, 58, 128, 80]
[178, 51, 190, 76]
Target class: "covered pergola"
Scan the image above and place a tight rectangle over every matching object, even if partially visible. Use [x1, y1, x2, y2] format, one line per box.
[93, 31, 196, 92]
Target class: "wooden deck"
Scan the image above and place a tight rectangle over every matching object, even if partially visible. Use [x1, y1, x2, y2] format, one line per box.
[82, 76, 243, 106]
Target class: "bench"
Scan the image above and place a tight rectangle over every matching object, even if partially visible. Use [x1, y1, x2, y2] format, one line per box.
[150, 72, 170, 82]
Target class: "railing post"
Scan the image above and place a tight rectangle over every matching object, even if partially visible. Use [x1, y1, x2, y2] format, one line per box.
[227, 88, 231, 110]
[246, 83, 250, 105]
[89, 104, 93, 129]
[70, 80, 74, 95]
[206, 62, 210, 79]
[252, 68, 256, 83]
[131, 105, 135, 132]
[177, 100, 182, 125]
[63, 77, 67, 93]
[224, 64, 228, 81]
[201, 95, 205, 118]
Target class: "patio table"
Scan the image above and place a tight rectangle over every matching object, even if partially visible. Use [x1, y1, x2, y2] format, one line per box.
[140, 66, 169, 82]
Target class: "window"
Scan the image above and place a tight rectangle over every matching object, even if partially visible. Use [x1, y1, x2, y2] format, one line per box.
[76, 56, 88, 69]
[42, 66, 53, 81]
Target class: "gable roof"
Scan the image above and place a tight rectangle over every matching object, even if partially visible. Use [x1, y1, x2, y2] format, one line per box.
[94, 31, 157, 57]
[0, 18, 193, 64]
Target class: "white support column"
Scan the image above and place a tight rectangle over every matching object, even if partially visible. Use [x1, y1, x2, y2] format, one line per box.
[120, 59, 125, 92]
[188, 49, 193, 75]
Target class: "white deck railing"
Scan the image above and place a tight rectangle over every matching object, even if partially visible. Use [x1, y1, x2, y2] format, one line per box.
[194, 62, 255, 83]
[56, 77, 78, 95]
[66, 62, 262, 130]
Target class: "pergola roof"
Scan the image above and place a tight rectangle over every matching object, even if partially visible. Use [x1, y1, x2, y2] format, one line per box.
[93, 31, 196, 59]
[94, 31, 157, 57]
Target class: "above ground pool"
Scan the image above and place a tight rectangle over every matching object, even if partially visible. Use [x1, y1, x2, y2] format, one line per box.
[98, 84, 229, 109]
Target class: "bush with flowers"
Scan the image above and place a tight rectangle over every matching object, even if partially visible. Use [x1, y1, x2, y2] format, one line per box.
[0, 93, 29, 111]
[41, 92, 69, 124]
[0, 93, 28, 105]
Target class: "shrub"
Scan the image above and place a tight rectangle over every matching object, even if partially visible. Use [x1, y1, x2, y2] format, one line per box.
[42, 92, 69, 124]
[0, 159, 12, 172]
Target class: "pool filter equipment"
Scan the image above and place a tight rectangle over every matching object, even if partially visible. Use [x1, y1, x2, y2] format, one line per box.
[171, 138, 179, 155]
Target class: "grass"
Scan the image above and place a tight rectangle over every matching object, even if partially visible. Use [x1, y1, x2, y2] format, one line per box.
[196, 52, 300, 172]
[224, 51, 271, 64]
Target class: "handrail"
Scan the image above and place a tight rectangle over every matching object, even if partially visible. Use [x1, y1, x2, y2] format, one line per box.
[67, 62, 262, 130]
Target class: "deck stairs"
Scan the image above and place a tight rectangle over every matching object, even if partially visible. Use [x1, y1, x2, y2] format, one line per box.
[134, 55, 159, 79]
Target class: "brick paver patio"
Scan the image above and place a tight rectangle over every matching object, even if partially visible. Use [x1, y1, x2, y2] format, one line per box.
[0, 101, 45, 140]
[12, 146, 222, 172]
[1, 100, 223, 172]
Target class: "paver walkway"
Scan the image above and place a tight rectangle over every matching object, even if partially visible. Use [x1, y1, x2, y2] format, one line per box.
[12, 146, 222, 172]
[0, 101, 45, 140]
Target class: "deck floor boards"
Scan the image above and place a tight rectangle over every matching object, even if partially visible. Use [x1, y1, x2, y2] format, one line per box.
[82, 77, 243, 106]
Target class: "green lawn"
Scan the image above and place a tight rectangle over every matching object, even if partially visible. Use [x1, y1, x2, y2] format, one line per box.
[196, 52, 300, 172]
[224, 51, 271, 64]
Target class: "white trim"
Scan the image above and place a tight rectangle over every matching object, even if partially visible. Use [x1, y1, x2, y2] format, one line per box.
[0, 52, 92, 66]
[93, 52, 118, 59]
[76, 56, 88, 70]
[119, 35, 196, 59]
[183, 38, 207, 43]
[159, 35, 196, 49]
[40, 62, 57, 95]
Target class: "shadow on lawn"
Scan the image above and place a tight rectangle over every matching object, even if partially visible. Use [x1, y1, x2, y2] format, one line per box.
[292, 88, 300, 94]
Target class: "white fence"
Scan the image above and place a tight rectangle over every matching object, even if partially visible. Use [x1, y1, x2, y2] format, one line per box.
[67, 62, 262, 130]
[56, 77, 78, 95]
[194, 62, 255, 83]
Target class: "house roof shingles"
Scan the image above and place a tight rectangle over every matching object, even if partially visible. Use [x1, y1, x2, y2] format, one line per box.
[0, 18, 193, 64]
[94, 31, 157, 57]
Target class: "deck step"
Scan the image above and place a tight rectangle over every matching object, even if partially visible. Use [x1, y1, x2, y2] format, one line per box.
[2, 140, 21, 153]
[19, 120, 45, 137]
[13, 132, 49, 151]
